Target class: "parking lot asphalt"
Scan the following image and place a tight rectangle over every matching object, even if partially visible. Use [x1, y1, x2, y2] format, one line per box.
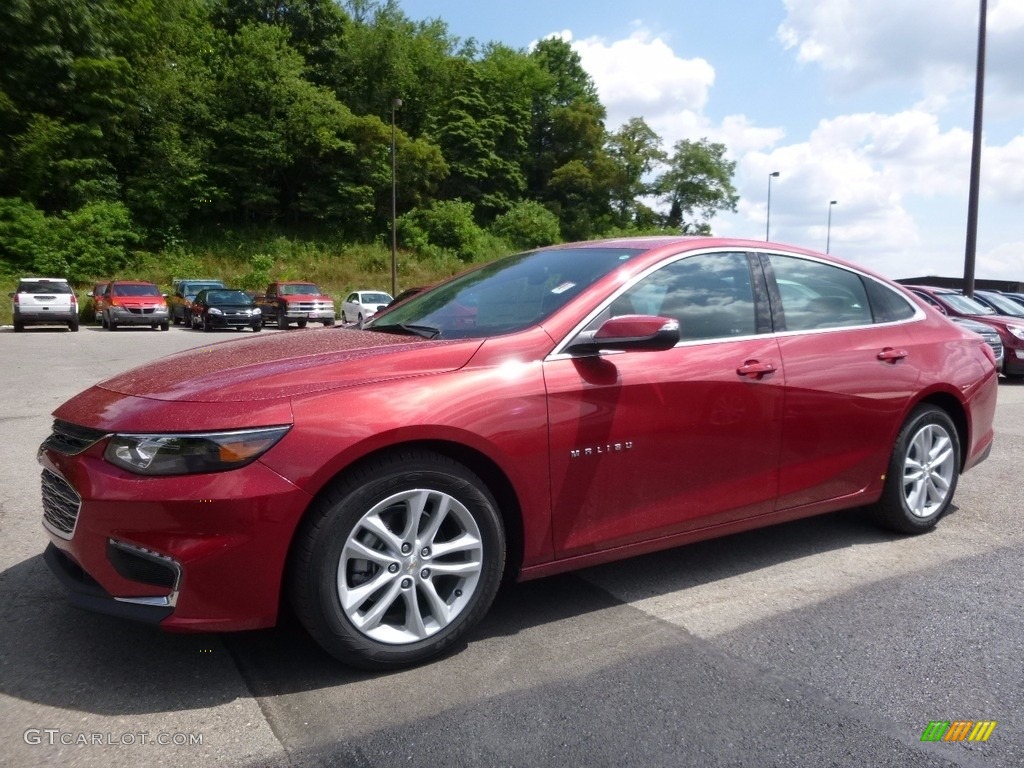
[1, 324, 1021, 768]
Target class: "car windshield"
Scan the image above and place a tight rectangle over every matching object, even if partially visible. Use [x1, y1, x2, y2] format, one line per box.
[280, 284, 320, 295]
[112, 284, 160, 297]
[943, 293, 994, 315]
[979, 292, 1024, 316]
[184, 282, 223, 295]
[360, 293, 392, 304]
[19, 280, 72, 294]
[205, 290, 252, 305]
[366, 247, 643, 339]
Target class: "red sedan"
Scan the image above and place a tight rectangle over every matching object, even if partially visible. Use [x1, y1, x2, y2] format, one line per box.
[38, 237, 997, 669]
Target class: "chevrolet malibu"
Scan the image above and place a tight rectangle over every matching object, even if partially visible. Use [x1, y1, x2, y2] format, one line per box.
[38, 237, 997, 669]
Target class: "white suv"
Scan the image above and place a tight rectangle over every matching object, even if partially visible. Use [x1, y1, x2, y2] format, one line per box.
[10, 277, 79, 332]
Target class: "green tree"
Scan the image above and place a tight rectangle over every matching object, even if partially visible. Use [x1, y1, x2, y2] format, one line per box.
[491, 200, 561, 250]
[655, 138, 738, 233]
[606, 118, 666, 228]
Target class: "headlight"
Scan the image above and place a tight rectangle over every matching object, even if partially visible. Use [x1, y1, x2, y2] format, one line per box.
[1006, 325, 1024, 341]
[251, 307, 261, 315]
[209, 307, 224, 315]
[105, 426, 290, 476]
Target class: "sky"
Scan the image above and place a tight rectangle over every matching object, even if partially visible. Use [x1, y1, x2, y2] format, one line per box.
[398, 0, 1024, 281]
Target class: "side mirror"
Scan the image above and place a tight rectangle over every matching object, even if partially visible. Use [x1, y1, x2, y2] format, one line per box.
[567, 315, 680, 355]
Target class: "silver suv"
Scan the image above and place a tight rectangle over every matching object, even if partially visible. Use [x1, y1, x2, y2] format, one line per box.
[10, 277, 79, 332]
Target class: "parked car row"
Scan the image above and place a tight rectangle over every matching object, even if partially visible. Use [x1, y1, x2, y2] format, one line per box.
[904, 285, 1024, 377]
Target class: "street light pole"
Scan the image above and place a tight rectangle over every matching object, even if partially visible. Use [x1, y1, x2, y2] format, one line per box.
[766, 171, 780, 241]
[963, 0, 986, 298]
[390, 97, 403, 298]
[826, 200, 837, 254]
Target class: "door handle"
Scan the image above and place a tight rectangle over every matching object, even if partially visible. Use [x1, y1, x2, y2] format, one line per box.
[737, 360, 776, 379]
[877, 347, 908, 363]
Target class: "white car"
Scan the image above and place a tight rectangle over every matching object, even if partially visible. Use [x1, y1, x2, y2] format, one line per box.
[10, 277, 79, 332]
[341, 290, 393, 326]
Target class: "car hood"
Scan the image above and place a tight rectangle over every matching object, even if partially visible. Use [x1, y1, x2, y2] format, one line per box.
[112, 296, 165, 307]
[97, 329, 484, 403]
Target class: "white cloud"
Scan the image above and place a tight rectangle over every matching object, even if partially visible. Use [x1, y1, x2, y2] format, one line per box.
[777, 0, 1024, 105]
[562, 29, 715, 132]
[553, 18, 1023, 281]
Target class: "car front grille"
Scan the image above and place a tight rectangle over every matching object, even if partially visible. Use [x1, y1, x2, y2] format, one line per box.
[289, 300, 332, 313]
[126, 307, 157, 315]
[41, 469, 81, 540]
[42, 419, 108, 455]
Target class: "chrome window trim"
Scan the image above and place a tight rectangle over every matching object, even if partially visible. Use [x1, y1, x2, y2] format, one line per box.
[545, 246, 925, 362]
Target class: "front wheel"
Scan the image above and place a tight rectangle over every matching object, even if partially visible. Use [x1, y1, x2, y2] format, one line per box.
[277, 313, 288, 330]
[872, 405, 960, 534]
[289, 451, 506, 669]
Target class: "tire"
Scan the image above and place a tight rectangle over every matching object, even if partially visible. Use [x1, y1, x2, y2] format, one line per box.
[107, 314, 118, 331]
[323, 318, 335, 327]
[69, 320, 79, 332]
[252, 323, 262, 332]
[342, 311, 348, 324]
[160, 321, 169, 331]
[872, 405, 960, 534]
[183, 309, 192, 327]
[203, 315, 213, 332]
[289, 450, 506, 669]
[277, 313, 288, 330]
[173, 312, 181, 326]
[357, 313, 364, 329]
[297, 319, 308, 328]
[13, 320, 24, 333]
[98, 313, 106, 328]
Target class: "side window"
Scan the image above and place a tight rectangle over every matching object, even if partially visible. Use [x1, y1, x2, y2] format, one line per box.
[347, 293, 357, 303]
[863, 279, 916, 323]
[610, 252, 757, 342]
[769, 255, 872, 331]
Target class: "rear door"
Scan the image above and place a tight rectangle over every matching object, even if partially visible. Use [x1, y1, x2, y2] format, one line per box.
[763, 253, 921, 510]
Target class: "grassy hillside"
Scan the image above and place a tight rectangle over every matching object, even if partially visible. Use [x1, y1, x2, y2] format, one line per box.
[1, 234, 509, 326]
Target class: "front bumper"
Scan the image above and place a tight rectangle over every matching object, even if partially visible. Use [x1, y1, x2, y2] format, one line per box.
[108, 307, 169, 326]
[205, 312, 261, 329]
[39, 441, 312, 632]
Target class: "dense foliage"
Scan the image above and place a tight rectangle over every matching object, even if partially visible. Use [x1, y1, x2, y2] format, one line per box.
[0, 0, 738, 284]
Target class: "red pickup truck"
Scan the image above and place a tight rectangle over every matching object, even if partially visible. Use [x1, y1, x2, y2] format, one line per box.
[254, 281, 336, 329]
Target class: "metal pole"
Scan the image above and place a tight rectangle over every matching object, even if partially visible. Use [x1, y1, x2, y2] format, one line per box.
[826, 200, 837, 254]
[390, 98, 402, 298]
[766, 171, 779, 241]
[963, 0, 986, 298]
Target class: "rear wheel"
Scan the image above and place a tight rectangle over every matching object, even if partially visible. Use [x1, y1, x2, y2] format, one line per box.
[289, 450, 506, 669]
[872, 405, 960, 534]
[13, 320, 24, 332]
[69, 320, 79, 332]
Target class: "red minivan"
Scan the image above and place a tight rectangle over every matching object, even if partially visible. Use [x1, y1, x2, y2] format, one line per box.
[96, 280, 171, 331]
